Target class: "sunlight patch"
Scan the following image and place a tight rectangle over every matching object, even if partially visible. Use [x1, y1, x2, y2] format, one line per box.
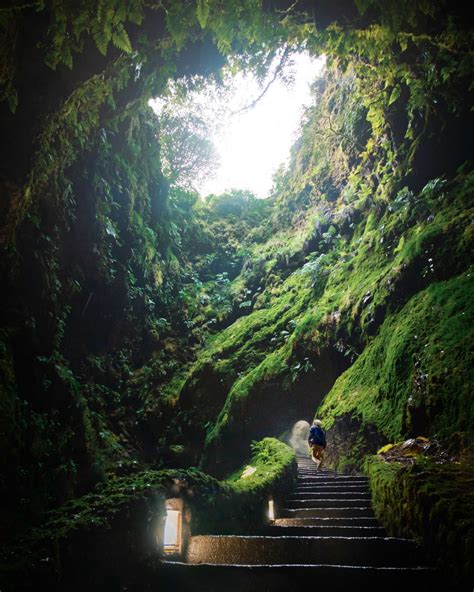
[240, 465, 257, 479]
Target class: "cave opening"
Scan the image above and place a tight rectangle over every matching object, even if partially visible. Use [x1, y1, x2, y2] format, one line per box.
[0, 1, 473, 589]
[150, 51, 326, 199]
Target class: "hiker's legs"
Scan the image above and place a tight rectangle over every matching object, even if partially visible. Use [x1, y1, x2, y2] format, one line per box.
[311, 445, 323, 464]
[318, 450, 324, 469]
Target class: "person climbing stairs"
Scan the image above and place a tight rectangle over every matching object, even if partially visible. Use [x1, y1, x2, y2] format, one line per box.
[161, 455, 446, 591]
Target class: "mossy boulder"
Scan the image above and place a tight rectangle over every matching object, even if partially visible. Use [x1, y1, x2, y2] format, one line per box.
[365, 454, 474, 586]
[318, 270, 474, 470]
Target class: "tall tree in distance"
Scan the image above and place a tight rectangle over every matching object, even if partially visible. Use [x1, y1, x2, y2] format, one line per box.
[154, 77, 222, 191]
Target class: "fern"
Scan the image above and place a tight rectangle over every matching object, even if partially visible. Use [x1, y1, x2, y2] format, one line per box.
[112, 25, 132, 53]
[196, 0, 210, 29]
[165, 9, 187, 49]
[93, 28, 111, 56]
[128, 1, 144, 25]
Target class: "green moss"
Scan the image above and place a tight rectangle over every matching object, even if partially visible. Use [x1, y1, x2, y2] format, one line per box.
[193, 437, 297, 535]
[225, 438, 296, 491]
[1, 438, 295, 590]
[377, 442, 397, 455]
[319, 270, 474, 443]
[294, 171, 474, 348]
[365, 455, 474, 584]
[178, 269, 315, 452]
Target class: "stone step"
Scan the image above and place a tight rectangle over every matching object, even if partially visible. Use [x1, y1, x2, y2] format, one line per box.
[185, 535, 425, 567]
[297, 463, 350, 469]
[297, 473, 337, 478]
[297, 473, 339, 478]
[298, 475, 368, 482]
[281, 506, 375, 518]
[297, 467, 334, 471]
[297, 473, 339, 479]
[263, 524, 387, 537]
[297, 470, 354, 473]
[161, 561, 440, 592]
[293, 491, 371, 498]
[297, 470, 333, 473]
[287, 489, 371, 500]
[297, 480, 369, 487]
[297, 462, 334, 466]
[295, 484, 370, 492]
[288, 491, 371, 500]
[293, 490, 371, 497]
[286, 498, 372, 509]
[274, 517, 381, 527]
[296, 468, 337, 473]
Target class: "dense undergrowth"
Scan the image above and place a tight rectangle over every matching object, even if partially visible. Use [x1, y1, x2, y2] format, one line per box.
[0, 0, 473, 587]
[0, 438, 296, 592]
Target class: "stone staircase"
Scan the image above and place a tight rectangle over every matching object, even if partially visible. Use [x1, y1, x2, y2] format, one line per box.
[161, 455, 442, 591]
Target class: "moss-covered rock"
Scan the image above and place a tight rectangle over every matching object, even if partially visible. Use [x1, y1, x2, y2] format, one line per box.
[318, 269, 474, 470]
[365, 454, 474, 586]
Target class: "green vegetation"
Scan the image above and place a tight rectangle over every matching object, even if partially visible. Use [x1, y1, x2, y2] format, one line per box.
[174, 111, 474, 475]
[366, 454, 474, 584]
[226, 437, 297, 492]
[0, 438, 295, 590]
[0, 0, 473, 586]
[320, 271, 474, 443]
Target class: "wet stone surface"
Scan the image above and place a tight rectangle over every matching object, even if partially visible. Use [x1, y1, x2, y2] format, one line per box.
[183, 456, 428, 570]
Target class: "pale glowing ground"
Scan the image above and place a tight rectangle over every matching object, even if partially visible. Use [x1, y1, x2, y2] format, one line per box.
[200, 53, 325, 198]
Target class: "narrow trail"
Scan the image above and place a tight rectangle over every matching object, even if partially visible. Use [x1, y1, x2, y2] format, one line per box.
[162, 455, 438, 591]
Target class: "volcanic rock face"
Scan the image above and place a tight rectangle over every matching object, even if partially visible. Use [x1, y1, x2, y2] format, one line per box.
[0, 1, 473, 588]
[322, 414, 387, 473]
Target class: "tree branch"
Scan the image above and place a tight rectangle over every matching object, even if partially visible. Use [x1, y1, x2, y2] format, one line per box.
[231, 46, 291, 115]
[318, 113, 366, 150]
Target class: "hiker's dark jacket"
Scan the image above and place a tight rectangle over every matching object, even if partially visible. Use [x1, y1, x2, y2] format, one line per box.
[308, 425, 326, 447]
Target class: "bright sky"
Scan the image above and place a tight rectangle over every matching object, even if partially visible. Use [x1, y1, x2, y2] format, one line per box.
[151, 52, 325, 199]
[201, 53, 325, 198]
